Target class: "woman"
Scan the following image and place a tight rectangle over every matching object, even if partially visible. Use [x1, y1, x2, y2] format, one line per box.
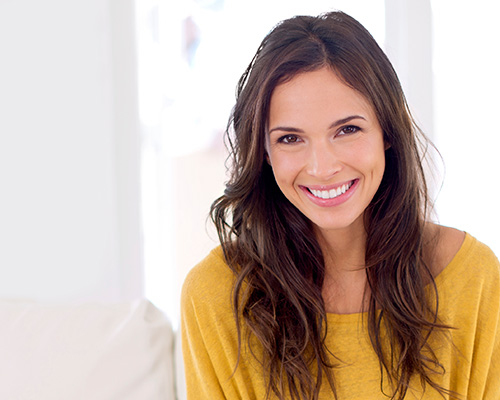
[181, 11, 500, 399]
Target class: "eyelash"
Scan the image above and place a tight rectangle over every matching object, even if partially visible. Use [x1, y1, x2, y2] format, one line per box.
[275, 125, 360, 144]
[338, 125, 360, 135]
[276, 134, 300, 144]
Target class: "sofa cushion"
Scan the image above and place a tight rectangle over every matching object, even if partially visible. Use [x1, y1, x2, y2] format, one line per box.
[0, 299, 175, 400]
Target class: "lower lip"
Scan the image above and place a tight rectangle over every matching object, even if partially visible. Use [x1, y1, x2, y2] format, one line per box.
[301, 179, 359, 207]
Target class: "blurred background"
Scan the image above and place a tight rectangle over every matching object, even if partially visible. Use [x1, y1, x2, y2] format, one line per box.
[1, 0, 498, 326]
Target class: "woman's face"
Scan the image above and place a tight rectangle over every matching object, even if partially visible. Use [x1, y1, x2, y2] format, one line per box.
[266, 67, 386, 237]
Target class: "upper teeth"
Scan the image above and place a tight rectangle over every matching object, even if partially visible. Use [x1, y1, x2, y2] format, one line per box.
[310, 182, 353, 199]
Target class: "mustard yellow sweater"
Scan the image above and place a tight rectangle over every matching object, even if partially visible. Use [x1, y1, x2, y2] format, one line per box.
[181, 234, 500, 399]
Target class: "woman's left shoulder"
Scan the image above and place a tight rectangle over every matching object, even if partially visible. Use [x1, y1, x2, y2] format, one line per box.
[425, 224, 466, 278]
[426, 223, 500, 280]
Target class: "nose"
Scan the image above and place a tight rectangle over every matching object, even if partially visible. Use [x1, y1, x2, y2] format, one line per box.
[306, 142, 341, 179]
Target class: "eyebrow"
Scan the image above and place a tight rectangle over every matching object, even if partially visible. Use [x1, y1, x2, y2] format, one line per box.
[268, 115, 367, 135]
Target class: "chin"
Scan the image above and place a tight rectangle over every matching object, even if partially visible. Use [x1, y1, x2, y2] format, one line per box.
[311, 216, 364, 234]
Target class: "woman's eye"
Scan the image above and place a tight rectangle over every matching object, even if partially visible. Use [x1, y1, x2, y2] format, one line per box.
[338, 125, 359, 136]
[277, 134, 300, 144]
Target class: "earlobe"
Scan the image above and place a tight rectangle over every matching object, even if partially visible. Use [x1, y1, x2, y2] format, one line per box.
[265, 153, 271, 165]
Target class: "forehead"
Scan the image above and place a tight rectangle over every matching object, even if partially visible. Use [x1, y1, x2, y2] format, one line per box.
[269, 68, 376, 126]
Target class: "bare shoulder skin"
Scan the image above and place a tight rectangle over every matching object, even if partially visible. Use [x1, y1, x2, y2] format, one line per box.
[424, 223, 466, 279]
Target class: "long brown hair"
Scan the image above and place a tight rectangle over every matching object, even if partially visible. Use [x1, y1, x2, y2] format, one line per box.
[211, 11, 453, 400]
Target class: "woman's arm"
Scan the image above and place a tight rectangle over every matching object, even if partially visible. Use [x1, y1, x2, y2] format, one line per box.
[181, 285, 227, 400]
[180, 248, 262, 399]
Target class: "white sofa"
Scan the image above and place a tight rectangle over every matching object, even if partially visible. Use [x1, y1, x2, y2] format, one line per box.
[0, 299, 185, 400]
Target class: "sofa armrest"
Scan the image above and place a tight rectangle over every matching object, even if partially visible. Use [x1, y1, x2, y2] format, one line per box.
[0, 299, 176, 400]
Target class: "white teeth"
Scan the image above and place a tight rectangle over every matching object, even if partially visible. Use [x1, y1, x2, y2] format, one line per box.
[310, 181, 353, 200]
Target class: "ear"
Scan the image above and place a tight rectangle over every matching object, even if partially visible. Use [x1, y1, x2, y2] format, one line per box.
[264, 136, 272, 165]
[384, 141, 391, 151]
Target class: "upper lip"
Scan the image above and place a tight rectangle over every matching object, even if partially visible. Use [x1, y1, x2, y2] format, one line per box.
[301, 179, 356, 191]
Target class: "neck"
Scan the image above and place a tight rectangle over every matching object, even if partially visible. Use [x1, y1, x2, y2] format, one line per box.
[315, 219, 369, 314]
[315, 219, 367, 273]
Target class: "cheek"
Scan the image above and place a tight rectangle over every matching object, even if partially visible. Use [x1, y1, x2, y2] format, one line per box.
[351, 139, 386, 170]
[268, 152, 301, 187]
[365, 149, 386, 183]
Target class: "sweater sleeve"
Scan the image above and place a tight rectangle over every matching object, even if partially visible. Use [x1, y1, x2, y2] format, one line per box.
[181, 275, 227, 399]
[180, 248, 261, 400]
[482, 313, 500, 399]
[442, 236, 500, 398]
[469, 240, 500, 399]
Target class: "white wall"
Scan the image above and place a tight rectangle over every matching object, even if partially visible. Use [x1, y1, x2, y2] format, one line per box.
[385, 0, 433, 137]
[0, 0, 143, 302]
[385, 0, 499, 255]
[432, 0, 500, 255]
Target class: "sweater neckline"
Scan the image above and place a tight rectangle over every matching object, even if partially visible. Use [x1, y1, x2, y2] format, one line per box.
[325, 232, 473, 322]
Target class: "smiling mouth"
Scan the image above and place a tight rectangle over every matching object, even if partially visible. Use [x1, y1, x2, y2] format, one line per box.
[307, 180, 355, 200]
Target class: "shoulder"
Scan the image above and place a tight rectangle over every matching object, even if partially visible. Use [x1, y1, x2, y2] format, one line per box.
[427, 223, 500, 284]
[427, 227, 500, 331]
[425, 223, 466, 278]
[455, 233, 500, 280]
[181, 246, 235, 315]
